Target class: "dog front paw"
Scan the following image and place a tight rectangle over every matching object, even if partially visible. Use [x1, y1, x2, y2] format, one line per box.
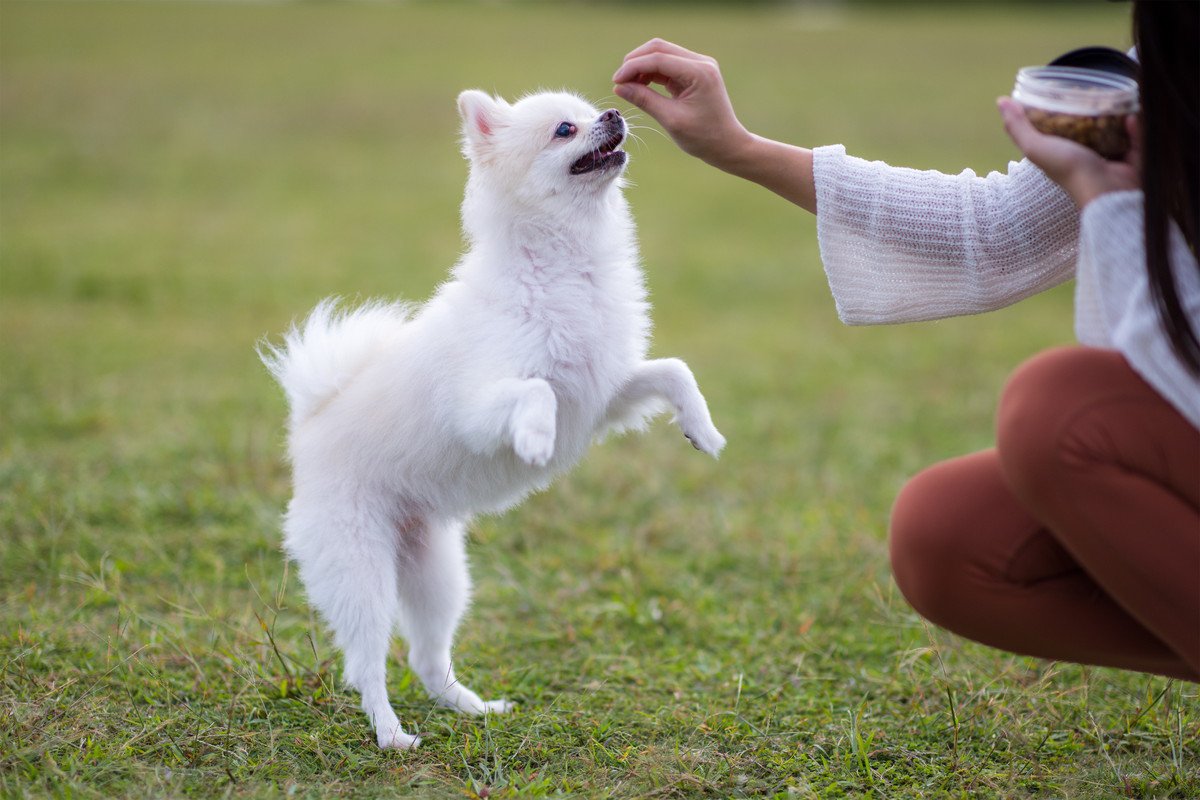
[510, 380, 557, 467]
[683, 421, 726, 458]
[513, 422, 555, 467]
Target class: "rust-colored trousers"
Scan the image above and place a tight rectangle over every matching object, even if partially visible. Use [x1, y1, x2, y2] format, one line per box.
[889, 346, 1200, 681]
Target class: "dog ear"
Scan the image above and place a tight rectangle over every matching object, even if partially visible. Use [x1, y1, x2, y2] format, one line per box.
[457, 90, 506, 159]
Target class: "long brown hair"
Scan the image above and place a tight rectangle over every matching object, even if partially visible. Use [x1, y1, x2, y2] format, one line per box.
[1133, 0, 1200, 374]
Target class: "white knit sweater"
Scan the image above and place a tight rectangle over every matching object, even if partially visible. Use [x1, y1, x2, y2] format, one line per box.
[813, 144, 1200, 429]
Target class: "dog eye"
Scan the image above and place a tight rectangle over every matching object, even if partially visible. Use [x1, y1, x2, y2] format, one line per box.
[554, 122, 576, 138]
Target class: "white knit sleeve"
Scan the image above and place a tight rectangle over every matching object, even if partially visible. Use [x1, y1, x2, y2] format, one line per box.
[1074, 191, 1200, 429]
[813, 144, 1080, 325]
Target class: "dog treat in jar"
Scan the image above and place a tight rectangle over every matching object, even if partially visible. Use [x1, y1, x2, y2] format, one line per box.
[1012, 66, 1139, 159]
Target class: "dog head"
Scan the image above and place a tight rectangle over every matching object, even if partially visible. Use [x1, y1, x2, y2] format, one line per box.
[457, 90, 628, 211]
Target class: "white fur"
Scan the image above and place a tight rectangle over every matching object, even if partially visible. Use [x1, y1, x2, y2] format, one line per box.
[261, 90, 725, 750]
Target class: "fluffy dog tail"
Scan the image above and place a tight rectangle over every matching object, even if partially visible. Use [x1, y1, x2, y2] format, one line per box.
[259, 298, 410, 426]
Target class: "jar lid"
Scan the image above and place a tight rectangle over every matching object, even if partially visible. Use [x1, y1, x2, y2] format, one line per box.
[1048, 46, 1138, 80]
[1013, 66, 1139, 114]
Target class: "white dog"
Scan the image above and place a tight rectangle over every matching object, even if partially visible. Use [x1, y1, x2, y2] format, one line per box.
[261, 90, 725, 749]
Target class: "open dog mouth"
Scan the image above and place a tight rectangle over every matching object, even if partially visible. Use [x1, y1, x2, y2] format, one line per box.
[570, 129, 627, 175]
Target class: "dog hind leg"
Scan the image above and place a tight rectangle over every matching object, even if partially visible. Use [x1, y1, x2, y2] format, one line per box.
[286, 503, 420, 749]
[396, 518, 513, 716]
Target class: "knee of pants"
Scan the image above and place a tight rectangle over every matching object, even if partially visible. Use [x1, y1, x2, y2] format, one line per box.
[888, 468, 969, 627]
[995, 346, 1118, 504]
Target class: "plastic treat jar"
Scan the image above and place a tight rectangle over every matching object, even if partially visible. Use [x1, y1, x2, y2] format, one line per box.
[1012, 66, 1139, 160]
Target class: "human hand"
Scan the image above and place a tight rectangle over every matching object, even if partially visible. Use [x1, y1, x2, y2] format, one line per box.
[612, 38, 754, 170]
[997, 96, 1141, 208]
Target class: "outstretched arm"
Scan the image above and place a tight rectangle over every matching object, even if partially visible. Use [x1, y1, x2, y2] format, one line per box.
[615, 38, 1081, 325]
[613, 38, 817, 213]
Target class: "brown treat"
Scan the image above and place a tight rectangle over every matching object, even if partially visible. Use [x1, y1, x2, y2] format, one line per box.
[1024, 107, 1131, 160]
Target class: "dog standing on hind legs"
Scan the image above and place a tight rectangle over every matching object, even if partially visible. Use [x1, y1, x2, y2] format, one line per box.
[261, 89, 725, 749]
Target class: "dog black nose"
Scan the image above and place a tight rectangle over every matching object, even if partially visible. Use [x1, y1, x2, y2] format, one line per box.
[600, 109, 621, 122]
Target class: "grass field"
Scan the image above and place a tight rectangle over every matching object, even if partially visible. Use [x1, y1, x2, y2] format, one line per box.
[2, 1, 1196, 798]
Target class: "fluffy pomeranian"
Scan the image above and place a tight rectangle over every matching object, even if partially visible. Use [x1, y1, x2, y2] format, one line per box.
[261, 90, 724, 749]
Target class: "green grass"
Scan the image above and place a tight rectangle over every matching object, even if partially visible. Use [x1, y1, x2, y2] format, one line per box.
[2, 1, 1195, 798]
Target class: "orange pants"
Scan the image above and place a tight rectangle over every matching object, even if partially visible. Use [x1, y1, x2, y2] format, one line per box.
[890, 346, 1200, 681]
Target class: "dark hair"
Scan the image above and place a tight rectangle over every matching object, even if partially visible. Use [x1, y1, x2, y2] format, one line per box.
[1133, 0, 1200, 374]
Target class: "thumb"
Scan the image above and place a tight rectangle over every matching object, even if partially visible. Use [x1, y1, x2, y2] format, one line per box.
[614, 82, 672, 123]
